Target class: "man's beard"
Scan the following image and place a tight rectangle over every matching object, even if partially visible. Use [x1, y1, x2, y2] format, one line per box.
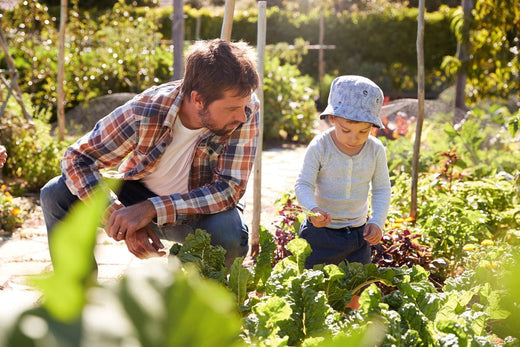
[199, 108, 240, 136]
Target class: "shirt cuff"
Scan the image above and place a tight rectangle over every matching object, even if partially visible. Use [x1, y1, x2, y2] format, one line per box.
[148, 196, 170, 226]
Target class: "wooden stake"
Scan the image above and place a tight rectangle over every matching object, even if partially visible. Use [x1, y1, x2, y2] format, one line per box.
[57, 0, 68, 141]
[220, 0, 235, 41]
[411, 0, 425, 220]
[251, 1, 267, 248]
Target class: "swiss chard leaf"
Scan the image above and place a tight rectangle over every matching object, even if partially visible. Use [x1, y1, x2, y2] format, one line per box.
[169, 229, 227, 283]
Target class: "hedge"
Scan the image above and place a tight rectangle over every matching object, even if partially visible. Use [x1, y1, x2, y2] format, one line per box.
[148, 5, 457, 97]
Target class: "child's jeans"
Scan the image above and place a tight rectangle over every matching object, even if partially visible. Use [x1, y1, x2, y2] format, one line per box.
[40, 176, 249, 269]
[299, 219, 371, 269]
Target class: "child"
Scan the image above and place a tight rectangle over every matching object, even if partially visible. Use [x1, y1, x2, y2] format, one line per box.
[295, 75, 391, 269]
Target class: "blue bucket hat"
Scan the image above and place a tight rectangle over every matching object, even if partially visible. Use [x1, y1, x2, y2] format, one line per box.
[320, 75, 385, 129]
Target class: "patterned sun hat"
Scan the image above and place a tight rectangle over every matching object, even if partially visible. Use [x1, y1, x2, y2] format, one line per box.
[320, 75, 385, 128]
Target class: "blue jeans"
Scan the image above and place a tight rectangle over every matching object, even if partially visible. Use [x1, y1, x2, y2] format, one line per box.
[40, 176, 249, 269]
[299, 219, 371, 269]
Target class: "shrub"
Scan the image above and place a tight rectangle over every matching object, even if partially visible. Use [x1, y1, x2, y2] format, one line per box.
[0, 111, 70, 192]
[263, 41, 318, 143]
[2, 0, 173, 119]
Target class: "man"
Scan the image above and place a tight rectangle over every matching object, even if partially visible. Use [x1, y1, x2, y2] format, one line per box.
[40, 39, 260, 269]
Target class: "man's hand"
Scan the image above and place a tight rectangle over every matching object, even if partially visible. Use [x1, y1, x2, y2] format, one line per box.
[363, 223, 382, 245]
[309, 207, 332, 228]
[125, 225, 166, 259]
[104, 199, 157, 241]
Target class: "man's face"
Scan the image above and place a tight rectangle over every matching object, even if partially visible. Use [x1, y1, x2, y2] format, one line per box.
[198, 89, 251, 136]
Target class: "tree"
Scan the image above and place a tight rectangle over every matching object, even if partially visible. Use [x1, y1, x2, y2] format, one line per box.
[452, 0, 472, 124]
[443, 0, 520, 107]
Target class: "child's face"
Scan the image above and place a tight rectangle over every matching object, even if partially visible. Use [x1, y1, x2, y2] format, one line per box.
[329, 116, 372, 154]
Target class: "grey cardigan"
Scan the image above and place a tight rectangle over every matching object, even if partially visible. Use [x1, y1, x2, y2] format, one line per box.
[295, 129, 391, 230]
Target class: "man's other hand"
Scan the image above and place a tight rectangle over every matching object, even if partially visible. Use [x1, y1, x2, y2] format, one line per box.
[125, 225, 166, 259]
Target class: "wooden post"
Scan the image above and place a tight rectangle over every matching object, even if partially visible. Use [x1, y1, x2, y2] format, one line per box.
[196, 14, 201, 40]
[220, 0, 235, 41]
[411, 0, 425, 220]
[172, 0, 184, 81]
[57, 0, 68, 141]
[251, 1, 266, 251]
[318, 13, 325, 85]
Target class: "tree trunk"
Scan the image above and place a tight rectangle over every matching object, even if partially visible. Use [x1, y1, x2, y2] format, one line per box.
[453, 0, 473, 124]
[57, 0, 68, 141]
[172, 0, 184, 81]
[411, 0, 426, 220]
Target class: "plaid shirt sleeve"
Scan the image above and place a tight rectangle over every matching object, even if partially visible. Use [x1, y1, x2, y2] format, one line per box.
[149, 94, 260, 226]
[61, 102, 140, 201]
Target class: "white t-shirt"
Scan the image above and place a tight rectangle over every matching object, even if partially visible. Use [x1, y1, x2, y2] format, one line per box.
[142, 118, 206, 195]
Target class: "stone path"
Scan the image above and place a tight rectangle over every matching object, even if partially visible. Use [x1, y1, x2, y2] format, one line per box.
[0, 144, 309, 311]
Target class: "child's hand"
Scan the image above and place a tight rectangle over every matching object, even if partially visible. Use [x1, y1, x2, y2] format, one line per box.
[363, 223, 382, 245]
[309, 207, 332, 228]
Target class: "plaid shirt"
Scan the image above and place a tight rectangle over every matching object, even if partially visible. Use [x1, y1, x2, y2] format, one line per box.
[62, 81, 259, 226]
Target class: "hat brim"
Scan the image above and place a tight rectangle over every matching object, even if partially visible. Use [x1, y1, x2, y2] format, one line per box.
[319, 104, 384, 129]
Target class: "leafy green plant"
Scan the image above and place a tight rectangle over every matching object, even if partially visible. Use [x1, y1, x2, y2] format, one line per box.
[0, 184, 24, 232]
[263, 40, 319, 143]
[0, 113, 70, 191]
[270, 191, 307, 264]
[2, 0, 172, 118]
[1, 179, 246, 347]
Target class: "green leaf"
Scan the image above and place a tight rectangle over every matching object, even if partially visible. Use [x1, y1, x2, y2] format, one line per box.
[359, 284, 383, 314]
[228, 257, 252, 307]
[33, 179, 118, 322]
[253, 296, 292, 341]
[507, 115, 519, 138]
[444, 122, 458, 137]
[252, 226, 276, 291]
[119, 263, 243, 347]
[169, 229, 227, 283]
[286, 238, 312, 275]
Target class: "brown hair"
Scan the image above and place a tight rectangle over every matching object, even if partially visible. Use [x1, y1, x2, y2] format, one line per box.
[181, 39, 259, 107]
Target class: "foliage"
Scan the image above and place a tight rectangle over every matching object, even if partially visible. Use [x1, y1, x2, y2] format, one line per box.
[0, 112, 70, 192]
[1, 179, 245, 347]
[0, 184, 24, 232]
[372, 227, 432, 273]
[2, 0, 172, 119]
[1, 185, 518, 346]
[263, 40, 319, 143]
[169, 229, 228, 283]
[1, 0, 58, 118]
[444, 236, 520, 341]
[270, 191, 307, 264]
[2, 3, 458, 120]
[155, 5, 456, 98]
[441, 0, 520, 104]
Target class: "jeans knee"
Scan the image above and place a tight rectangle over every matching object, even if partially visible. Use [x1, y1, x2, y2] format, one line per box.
[196, 208, 248, 249]
[40, 177, 57, 211]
